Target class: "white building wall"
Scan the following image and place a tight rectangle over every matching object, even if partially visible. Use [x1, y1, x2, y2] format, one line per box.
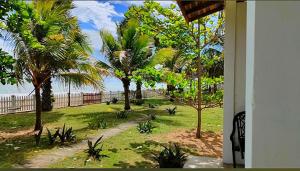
[245, 1, 300, 168]
[223, 1, 246, 164]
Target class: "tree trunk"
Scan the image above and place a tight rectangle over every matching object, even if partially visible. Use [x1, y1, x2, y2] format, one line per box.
[34, 86, 43, 131]
[122, 78, 131, 110]
[136, 81, 142, 100]
[196, 19, 202, 138]
[42, 77, 53, 111]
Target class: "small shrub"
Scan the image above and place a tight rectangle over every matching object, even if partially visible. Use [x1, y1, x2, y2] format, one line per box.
[166, 107, 177, 115]
[34, 126, 43, 146]
[148, 113, 157, 120]
[149, 103, 156, 108]
[85, 135, 108, 164]
[57, 124, 76, 144]
[106, 101, 110, 105]
[130, 99, 136, 104]
[111, 97, 118, 104]
[153, 144, 187, 168]
[137, 121, 154, 134]
[135, 99, 144, 105]
[169, 98, 175, 102]
[47, 128, 59, 145]
[116, 110, 128, 119]
[88, 119, 108, 129]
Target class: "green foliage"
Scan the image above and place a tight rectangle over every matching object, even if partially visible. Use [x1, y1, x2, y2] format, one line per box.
[0, 49, 16, 85]
[153, 144, 187, 168]
[47, 128, 59, 145]
[106, 101, 110, 105]
[147, 113, 157, 120]
[88, 119, 108, 130]
[137, 121, 154, 134]
[111, 98, 118, 104]
[166, 107, 177, 115]
[148, 103, 156, 108]
[116, 110, 128, 119]
[135, 99, 144, 106]
[85, 136, 108, 164]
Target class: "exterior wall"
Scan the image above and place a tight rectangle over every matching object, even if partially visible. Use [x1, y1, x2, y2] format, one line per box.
[223, 1, 246, 164]
[245, 1, 300, 168]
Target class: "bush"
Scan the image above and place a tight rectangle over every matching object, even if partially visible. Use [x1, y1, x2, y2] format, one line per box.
[111, 97, 118, 104]
[153, 144, 187, 168]
[137, 121, 154, 134]
[149, 103, 156, 108]
[147, 113, 157, 120]
[88, 119, 108, 129]
[116, 110, 128, 119]
[85, 136, 108, 164]
[166, 107, 177, 115]
[47, 128, 59, 145]
[57, 124, 76, 144]
[106, 101, 110, 105]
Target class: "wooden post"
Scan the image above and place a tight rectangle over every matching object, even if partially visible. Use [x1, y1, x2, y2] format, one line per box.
[10, 95, 16, 114]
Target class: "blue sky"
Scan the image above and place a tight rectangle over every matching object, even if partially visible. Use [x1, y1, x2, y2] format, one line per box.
[0, 1, 175, 95]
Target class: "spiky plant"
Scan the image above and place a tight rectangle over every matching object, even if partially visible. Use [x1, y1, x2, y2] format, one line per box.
[153, 144, 187, 168]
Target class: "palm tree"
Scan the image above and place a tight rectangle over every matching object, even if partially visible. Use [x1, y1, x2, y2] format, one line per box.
[2, 0, 104, 131]
[98, 19, 153, 110]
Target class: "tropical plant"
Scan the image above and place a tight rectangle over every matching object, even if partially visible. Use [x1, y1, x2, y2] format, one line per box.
[106, 101, 110, 105]
[134, 99, 144, 106]
[57, 124, 76, 144]
[166, 107, 177, 115]
[85, 136, 108, 164]
[0, 50, 16, 85]
[147, 113, 156, 120]
[137, 121, 154, 134]
[116, 110, 128, 119]
[88, 119, 108, 129]
[98, 18, 154, 110]
[1, 0, 104, 131]
[153, 144, 187, 168]
[111, 97, 118, 104]
[46, 128, 59, 145]
[149, 103, 156, 108]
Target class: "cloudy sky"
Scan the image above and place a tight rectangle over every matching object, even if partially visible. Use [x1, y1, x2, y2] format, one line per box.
[0, 1, 175, 95]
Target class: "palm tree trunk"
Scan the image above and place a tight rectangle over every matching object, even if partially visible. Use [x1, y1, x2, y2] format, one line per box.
[42, 77, 53, 111]
[136, 81, 142, 100]
[196, 19, 202, 138]
[122, 78, 131, 110]
[34, 85, 42, 131]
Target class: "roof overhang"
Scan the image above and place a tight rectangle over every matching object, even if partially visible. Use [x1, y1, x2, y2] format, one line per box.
[177, 0, 225, 22]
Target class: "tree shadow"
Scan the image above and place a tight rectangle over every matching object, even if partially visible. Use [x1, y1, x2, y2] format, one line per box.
[113, 160, 154, 168]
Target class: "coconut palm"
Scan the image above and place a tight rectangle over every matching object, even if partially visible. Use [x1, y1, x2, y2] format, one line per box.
[98, 19, 153, 110]
[2, 0, 104, 131]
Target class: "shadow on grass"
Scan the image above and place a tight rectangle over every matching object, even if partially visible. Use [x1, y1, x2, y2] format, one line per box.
[0, 112, 64, 133]
[113, 160, 154, 168]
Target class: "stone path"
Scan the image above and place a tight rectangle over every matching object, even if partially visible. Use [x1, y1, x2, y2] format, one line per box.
[17, 118, 144, 168]
[184, 156, 223, 168]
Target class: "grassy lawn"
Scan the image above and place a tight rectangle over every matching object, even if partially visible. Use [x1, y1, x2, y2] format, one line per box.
[0, 98, 223, 168]
[0, 101, 147, 168]
[50, 101, 223, 168]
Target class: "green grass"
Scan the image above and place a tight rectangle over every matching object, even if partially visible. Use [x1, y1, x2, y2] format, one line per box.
[50, 101, 223, 168]
[0, 101, 146, 168]
[0, 99, 223, 168]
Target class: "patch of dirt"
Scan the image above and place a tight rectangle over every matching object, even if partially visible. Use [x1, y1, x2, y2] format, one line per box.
[153, 129, 223, 158]
[0, 129, 35, 143]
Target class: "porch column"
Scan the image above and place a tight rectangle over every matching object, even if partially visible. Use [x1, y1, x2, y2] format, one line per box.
[245, 1, 300, 167]
[223, 0, 246, 164]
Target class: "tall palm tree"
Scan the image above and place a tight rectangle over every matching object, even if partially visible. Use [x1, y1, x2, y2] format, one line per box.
[2, 0, 104, 130]
[98, 19, 153, 110]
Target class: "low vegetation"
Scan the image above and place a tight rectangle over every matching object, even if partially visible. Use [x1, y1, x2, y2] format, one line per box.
[166, 107, 177, 115]
[137, 121, 154, 134]
[153, 144, 187, 168]
[85, 136, 108, 164]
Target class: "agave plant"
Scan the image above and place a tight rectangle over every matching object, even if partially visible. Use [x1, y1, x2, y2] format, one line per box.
[137, 121, 154, 134]
[116, 110, 128, 119]
[166, 107, 177, 115]
[57, 124, 76, 144]
[111, 98, 118, 104]
[149, 103, 156, 108]
[88, 119, 108, 129]
[85, 135, 108, 164]
[153, 144, 187, 168]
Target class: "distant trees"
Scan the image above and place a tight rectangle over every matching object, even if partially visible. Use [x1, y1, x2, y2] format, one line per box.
[1, 0, 104, 131]
[98, 19, 153, 110]
[0, 49, 16, 85]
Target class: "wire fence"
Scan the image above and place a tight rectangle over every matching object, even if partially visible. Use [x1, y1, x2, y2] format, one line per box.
[0, 89, 162, 115]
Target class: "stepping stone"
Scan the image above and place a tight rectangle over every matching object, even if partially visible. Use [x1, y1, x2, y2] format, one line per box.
[184, 155, 223, 168]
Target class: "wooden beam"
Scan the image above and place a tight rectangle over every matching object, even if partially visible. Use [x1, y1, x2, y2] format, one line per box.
[186, 3, 224, 22]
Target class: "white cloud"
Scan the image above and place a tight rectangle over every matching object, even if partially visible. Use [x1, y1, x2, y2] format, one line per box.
[71, 1, 122, 36]
[82, 29, 102, 51]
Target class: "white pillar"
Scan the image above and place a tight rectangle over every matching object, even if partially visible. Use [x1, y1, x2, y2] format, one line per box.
[223, 0, 247, 164]
[245, 1, 300, 168]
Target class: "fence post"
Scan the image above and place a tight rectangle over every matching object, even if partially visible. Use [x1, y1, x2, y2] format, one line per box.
[81, 92, 84, 105]
[10, 95, 16, 114]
